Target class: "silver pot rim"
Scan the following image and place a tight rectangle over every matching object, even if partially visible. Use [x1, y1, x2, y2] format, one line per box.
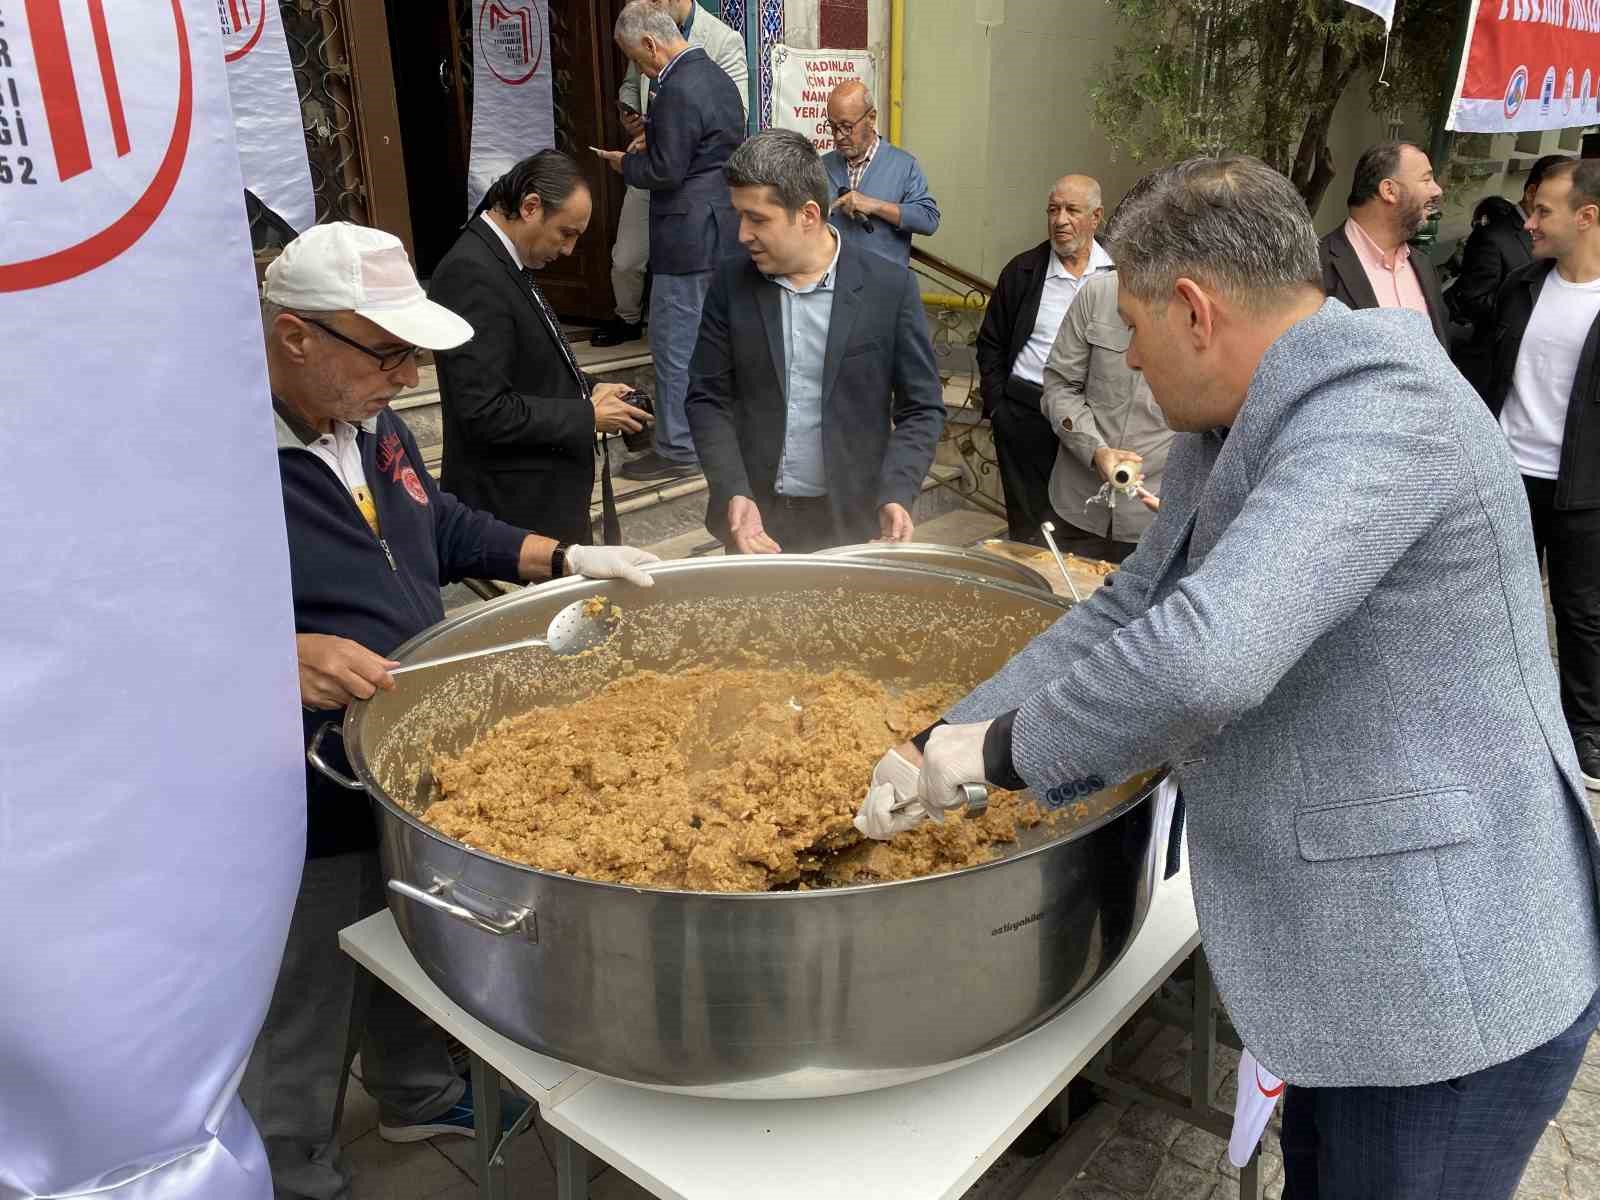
[344, 556, 1162, 901]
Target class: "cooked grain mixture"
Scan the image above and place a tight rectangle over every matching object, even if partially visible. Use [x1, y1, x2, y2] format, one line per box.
[424, 666, 1062, 892]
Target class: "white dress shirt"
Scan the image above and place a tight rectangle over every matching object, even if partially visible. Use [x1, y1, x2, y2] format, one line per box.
[1011, 239, 1115, 387]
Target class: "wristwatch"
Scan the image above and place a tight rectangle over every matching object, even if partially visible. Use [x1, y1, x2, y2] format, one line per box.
[551, 541, 572, 579]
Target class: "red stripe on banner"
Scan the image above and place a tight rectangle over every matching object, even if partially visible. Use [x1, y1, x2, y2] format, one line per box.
[23, 0, 92, 181]
[229, 0, 244, 30]
[0, 0, 194, 291]
[87, 0, 131, 157]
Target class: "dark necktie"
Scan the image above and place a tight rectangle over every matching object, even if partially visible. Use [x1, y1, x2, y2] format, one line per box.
[520, 267, 622, 546]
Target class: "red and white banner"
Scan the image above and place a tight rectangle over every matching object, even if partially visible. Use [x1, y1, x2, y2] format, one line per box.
[220, 0, 316, 231]
[770, 44, 877, 153]
[1228, 1050, 1286, 1168]
[1448, 0, 1600, 132]
[0, 2, 304, 1197]
[467, 0, 555, 214]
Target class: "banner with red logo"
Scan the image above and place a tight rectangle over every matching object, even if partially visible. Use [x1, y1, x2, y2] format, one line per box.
[220, 0, 316, 230]
[1228, 1050, 1286, 1168]
[1447, 0, 1600, 132]
[467, 0, 554, 214]
[0, 2, 303, 1197]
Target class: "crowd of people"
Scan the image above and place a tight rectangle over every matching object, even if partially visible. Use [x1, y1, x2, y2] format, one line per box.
[250, 0, 1600, 1195]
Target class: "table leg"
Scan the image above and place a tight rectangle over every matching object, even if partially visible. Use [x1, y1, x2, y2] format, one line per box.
[1191, 948, 1217, 1112]
[1238, 1150, 1263, 1199]
[470, 1055, 507, 1200]
[553, 1127, 591, 1200]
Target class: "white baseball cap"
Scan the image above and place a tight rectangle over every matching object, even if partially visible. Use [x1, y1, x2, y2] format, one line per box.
[263, 222, 474, 351]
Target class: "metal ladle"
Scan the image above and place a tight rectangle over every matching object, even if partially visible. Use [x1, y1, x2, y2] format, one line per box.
[1039, 521, 1084, 604]
[389, 597, 618, 676]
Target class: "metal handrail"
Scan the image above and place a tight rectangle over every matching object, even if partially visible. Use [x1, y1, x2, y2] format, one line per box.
[910, 246, 996, 298]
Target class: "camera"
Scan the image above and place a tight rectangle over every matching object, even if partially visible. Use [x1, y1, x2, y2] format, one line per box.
[621, 390, 654, 452]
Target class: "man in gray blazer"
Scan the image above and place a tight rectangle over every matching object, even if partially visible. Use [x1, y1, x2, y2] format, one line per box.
[872, 156, 1600, 1197]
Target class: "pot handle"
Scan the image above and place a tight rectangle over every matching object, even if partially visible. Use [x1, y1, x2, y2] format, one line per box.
[307, 721, 365, 791]
[389, 878, 537, 941]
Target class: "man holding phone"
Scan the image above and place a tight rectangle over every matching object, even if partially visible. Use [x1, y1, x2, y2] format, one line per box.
[594, 0, 747, 349]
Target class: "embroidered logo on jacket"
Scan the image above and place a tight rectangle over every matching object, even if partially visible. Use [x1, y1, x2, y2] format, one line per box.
[378, 433, 429, 507]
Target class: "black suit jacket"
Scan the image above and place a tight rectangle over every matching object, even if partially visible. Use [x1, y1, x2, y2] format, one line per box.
[621, 46, 744, 275]
[974, 240, 1053, 417]
[1319, 223, 1449, 347]
[428, 219, 596, 546]
[686, 239, 947, 546]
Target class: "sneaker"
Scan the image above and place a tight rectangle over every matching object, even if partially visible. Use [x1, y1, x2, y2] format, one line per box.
[1576, 733, 1600, 793]
[377, 1079, 531, 1144]
[590, 318, 644, 347]
[620, 450, 699, 482]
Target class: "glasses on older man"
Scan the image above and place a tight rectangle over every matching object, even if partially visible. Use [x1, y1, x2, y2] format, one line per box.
[304, 318, 419, 372]
[827, 109, 875, 137]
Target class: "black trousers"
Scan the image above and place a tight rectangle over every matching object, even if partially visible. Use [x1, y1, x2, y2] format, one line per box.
[990, 377, 1058, 545]
[1280, 988, 1600, 1198]
[763, 493, 839, 554]
[1525, 476, 1600, 739]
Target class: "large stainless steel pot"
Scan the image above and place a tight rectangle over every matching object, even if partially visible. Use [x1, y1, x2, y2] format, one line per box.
[324, 557, 1162, 1099]
[819, 541, 1055, 593]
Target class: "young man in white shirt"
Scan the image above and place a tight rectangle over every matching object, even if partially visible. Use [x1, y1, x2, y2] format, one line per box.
[1489, 157, 1600, 789]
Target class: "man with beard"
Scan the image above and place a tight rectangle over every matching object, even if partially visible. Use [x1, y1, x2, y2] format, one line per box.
[1320, 140, 1449, 346]
[975, 174, 1114, 544]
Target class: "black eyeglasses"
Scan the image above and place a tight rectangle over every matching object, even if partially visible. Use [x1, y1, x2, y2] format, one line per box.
[826, 110, 875, 137]
[304, 318, 419, 371]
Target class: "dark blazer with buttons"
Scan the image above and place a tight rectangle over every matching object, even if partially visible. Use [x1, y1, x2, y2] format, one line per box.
[975, 240, 1053, 417]
[1319, 222, 1450, 347]
[428, 218, 596, 546]
[621, 45, 744, 276]
[686, 238, 947, 546]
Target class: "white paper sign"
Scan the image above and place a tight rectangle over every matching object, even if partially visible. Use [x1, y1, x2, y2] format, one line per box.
[769, 44, 877, 153]
[0, 2, 304, 1197]
[467, 0, 555, 215]
[220, 0, 316, 231]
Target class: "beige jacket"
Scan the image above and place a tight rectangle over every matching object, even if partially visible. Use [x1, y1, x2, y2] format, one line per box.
[619, 7, 749, 120]
[1040, 269, 1172, 543]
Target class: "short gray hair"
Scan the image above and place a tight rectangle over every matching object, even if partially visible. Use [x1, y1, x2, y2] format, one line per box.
[830, 79, 874, 111]
[1106, 156, 1321, 312]
[724, 128, 832, 217]
[615, 0, 681, 48]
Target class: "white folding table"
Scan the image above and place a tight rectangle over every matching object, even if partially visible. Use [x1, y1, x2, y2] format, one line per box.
[340, 857, 1264, 1200]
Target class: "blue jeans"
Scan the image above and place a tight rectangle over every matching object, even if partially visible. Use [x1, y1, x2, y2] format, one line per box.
[648, 269, 712, 466]
[1280, 987, 1600, 1199]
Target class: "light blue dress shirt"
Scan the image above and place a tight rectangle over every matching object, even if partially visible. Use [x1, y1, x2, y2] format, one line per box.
[771, 229, 842, 497]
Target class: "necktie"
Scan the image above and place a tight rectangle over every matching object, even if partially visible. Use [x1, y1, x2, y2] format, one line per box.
[521, 267, 622, 546]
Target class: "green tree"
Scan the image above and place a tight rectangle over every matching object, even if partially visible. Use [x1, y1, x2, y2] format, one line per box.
[1090, 0, 1461, 216]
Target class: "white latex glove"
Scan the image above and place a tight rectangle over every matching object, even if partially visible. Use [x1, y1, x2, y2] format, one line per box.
[917, 720, 993, 817]
[565, 545, 659, 588]
[854, 748, 927, 840]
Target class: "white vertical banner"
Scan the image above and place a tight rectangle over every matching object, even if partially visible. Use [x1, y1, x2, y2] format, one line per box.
[0, 1, 304, 1198]
[220, 0, 316, 231]
[1343, 0, 1396, 29]
[467, 0, 555, 215]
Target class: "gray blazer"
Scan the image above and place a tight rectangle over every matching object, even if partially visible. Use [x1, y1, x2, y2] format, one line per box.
[950, 299, 1600, 1087]
[1041, 271, 1172, 543]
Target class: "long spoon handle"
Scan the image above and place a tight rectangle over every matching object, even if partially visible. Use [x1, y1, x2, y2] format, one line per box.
[389, 635, 552, 676]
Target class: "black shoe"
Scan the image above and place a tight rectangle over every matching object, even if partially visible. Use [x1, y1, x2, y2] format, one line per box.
[590, 319, 644, 348]
[620, 451, 699, 482]
[1576, 733, 1600, 792]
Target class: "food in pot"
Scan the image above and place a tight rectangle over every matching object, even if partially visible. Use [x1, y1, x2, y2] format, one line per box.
[423, 666, 1070, 892]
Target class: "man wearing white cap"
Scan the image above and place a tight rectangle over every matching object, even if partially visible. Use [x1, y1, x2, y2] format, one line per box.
[249, 222, 656, 1198]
